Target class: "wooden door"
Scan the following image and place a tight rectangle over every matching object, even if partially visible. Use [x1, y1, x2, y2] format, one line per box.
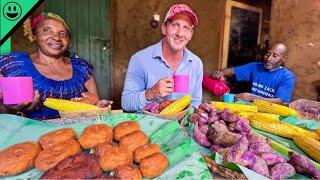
[45, 0, 112, 99]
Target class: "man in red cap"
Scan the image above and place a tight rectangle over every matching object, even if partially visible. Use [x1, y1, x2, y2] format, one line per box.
[122, 4, 203, 112]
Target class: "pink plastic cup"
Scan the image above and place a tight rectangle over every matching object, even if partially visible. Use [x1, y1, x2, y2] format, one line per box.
[173, 74, 189, 93]
[0, 77, 34, 105]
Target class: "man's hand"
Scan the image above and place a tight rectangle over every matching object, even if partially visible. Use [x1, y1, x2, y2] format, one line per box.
[235, 93, 257, 102]
[211, 71, 225, 81]
[145, 77, 173, 101]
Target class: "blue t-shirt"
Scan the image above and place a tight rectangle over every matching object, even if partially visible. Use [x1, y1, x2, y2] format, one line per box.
[0, 52, 94, 120]
[234, 62, 296, 103]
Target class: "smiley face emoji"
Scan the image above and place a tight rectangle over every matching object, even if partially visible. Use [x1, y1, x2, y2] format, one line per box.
[3, 2, 22, 21]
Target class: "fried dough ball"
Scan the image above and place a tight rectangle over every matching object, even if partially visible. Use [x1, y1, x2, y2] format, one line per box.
[119, 131, 148, 152]
[98, 144, 133, 171]
[0, 141, 41, 176]
[38, 128, 77, 149]
[35, 139, 81, 172]
[139, 153, 168, 178]
[79, 124, 113, 149]
[113, 121, 140, 141]
[133, 144, 160, 163]
[115, 165, 142, 180]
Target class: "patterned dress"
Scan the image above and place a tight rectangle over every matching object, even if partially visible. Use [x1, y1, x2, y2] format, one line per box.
[0, 52, 94, 120]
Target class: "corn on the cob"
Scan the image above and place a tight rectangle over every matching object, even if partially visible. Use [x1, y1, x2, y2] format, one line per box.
[249, 118, 319, 140]
[159, 95, 191, 115]
[253, 99, 298, 117]
[44, 98, 98, 111]
[316, 128, 320, 137]
[211, 101, 258, 113]
[293, 136, 320, 163]
[238, 112, 279, 122]
[247, 113, 279, 123]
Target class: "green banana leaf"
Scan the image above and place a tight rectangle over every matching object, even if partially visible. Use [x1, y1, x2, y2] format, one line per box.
[280, 115, 320, 130]
[0, 113, 211, 180]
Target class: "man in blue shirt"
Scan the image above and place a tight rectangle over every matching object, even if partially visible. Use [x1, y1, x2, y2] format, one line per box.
[212, 43, 296, 104]
[121, 4, 203, 112]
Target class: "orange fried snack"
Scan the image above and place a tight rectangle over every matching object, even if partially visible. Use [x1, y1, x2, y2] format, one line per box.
[115, 165, 142, 180]
[97, 144, 133, 171]
[119, 131, 148, 152]
[0, 141, 41, 176]
[113, 121, 140, 141]
[139, 153, 168, 178]
[35, 139, 81, 172]
[38, 128, 77, 149]
[79, 124, 113, 149]
[133, 144, 160, 163]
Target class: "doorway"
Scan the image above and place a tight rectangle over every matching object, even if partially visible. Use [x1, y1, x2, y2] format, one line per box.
[45, 0, 112, 99]
[221, 0, 270, 93]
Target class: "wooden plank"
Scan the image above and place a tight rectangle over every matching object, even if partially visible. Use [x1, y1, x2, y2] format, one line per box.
[44, 0, 65, 18]
[65, 0, 78, 55]
[89, 0, 102, 97]
[100, 0, 111, 99]
[77, 0, 90, 60]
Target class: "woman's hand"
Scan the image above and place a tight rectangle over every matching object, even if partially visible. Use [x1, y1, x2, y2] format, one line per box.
[3, 90, 41, 112]
[71, 92, 100, 105]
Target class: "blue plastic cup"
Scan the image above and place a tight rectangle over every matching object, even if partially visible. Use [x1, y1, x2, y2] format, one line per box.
[223, 93, 235, 103]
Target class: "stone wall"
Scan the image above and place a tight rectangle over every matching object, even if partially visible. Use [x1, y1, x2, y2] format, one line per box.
[270, 0, 320, 100]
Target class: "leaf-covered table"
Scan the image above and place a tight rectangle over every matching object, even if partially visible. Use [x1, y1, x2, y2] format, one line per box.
[0, 113, 211, 180]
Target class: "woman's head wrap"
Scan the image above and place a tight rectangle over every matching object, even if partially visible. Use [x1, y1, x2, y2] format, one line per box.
[31, 12, 69, 33]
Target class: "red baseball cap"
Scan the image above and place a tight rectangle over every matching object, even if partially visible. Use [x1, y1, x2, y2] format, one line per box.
[164, 4, 199, 26]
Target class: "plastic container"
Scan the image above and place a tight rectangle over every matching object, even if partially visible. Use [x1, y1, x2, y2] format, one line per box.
[0, 77, 34, 105]
[173, 75, 189, 93]
[223, 93, 235, 103]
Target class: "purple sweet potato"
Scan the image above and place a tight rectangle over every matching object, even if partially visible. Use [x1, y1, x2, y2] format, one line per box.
[220, 109, 239, 122]
[249, 142, 273, 155]
[193, 127, 211, 147]
[144, 101, 160, 114]
[188, 113, 200, 123]
[198, 124, 209, 134]
[250, 154, 270, 177]
[199, 103, 213, 113]
[228, 122, 236, 132]
[225, 135, 249, 163]
[270, 162, 296, 180]
[261, 152, 287, 166]
[207, 121, 241, 147]
[198, 116, 209, 126]
[235, 118, 251, 134]
[288, 152, 320, 179]
[239, 151, 256, 167]
[246, 134, 268, 145]
[210, 145, 231, 157]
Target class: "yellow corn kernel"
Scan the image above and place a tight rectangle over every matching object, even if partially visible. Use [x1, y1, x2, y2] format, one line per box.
[249, 118, 319, 140]
[211, 101, 258, 113]
[239, 112, 279, 122]
[159, 95, 191, 115]
[248, 113, 279, 123]
[44, 98, 98, 111]
[293, 135, 320, 163]
[253, 99, 299, 117]
[316, 128, 320, 137]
